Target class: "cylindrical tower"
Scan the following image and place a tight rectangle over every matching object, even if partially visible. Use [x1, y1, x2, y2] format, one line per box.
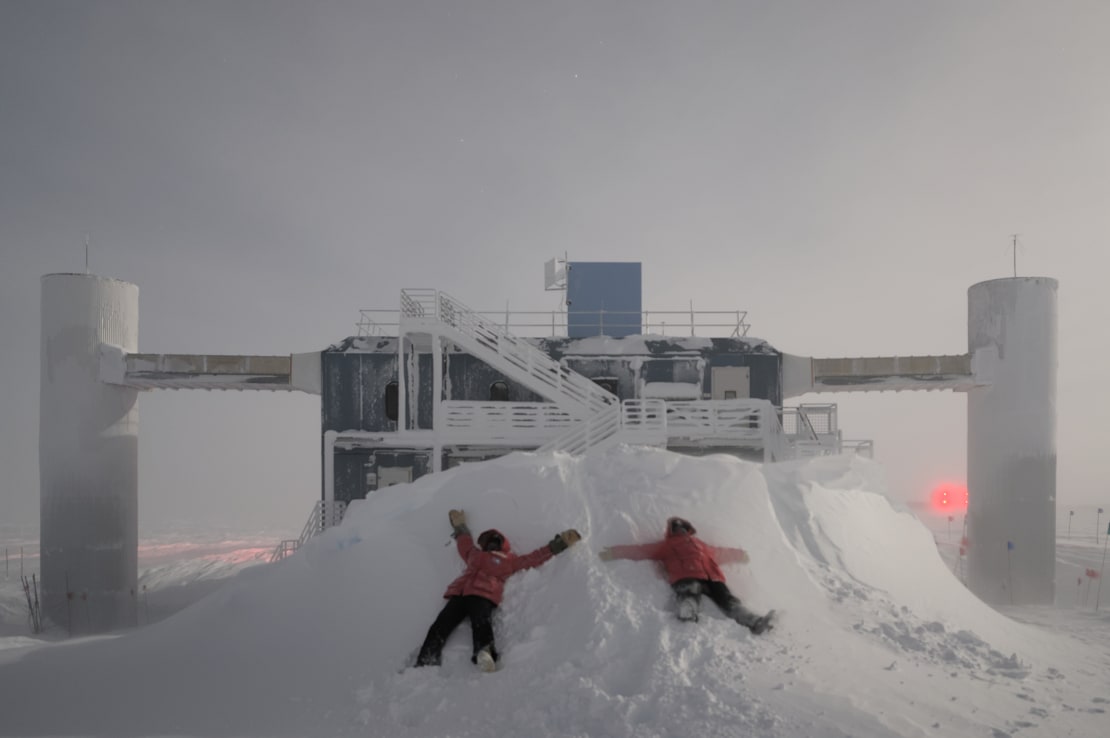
[967, 277, 1057, 605]
[40, 274, 139, 632]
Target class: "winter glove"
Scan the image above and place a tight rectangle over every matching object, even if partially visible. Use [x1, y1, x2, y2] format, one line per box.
[548, 529, 581, 555]
[449, 509, 470, 539]
[598, 547, 615, 561]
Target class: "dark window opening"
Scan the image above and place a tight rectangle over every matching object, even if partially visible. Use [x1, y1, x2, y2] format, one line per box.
[593, 378, 619, 396]
[724, 390, 738, 399]
[490, 380, 510, 402]
[385, 381, 399, 422]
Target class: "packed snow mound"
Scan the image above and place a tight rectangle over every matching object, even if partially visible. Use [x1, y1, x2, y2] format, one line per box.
[0, 448, 1095, 738]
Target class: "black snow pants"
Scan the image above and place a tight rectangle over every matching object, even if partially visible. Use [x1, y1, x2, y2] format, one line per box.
[672, 577, 761, 628]
[415, 595, 498, 667]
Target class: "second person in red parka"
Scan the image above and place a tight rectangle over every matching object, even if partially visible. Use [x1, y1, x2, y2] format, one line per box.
[599, 516, 774, 634]
[414, 509, 581, 671]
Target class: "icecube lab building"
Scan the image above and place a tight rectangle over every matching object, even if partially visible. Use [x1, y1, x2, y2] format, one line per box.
[39, 263, 1057, 631]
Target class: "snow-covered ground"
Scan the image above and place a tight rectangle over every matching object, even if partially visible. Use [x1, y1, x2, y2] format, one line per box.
[1, 449, 1107, 737]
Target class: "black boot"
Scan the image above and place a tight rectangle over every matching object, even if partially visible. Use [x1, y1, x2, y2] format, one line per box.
[749, 610, 775, 635]
[673, 579, 704, 622]
[677, 596, 701, 622]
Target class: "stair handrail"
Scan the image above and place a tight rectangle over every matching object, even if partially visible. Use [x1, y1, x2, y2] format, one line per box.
[300, 499, 348, 546]
[271, 499, 349, 562]
[401, 289, 617, 416]
[438, 290, 617, 415]
[538, 403, 622, 455]
[269, 539, 300, 563]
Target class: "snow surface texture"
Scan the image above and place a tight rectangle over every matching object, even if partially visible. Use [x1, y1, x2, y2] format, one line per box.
[1, 449, 1108, 737]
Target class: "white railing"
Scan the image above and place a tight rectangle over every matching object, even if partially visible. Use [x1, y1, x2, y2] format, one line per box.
[791, 440, 829, 459]
[782, 404, 843, 455]
[439, 399, 668, 452]
[441, 396, 839, 462]
[666, 401, 765, 442]
[269, 539, 300, 563]
[538, 404, 622, 455]
[798, 404, 837, 435]
[842, 439, 875, 458]
[782, 406, 820, 443]
[271, 499, 348, 563]
[665, 399, 794, 462]
[401, 289, 618, 417]
[440, 401, 575, 445]
[360, 307, 750, 338]
[307, 499, 348, 542]
[619, 399, 668, 447]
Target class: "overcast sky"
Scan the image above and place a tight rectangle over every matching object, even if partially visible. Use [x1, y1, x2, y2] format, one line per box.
[2, 0, 1108, 532]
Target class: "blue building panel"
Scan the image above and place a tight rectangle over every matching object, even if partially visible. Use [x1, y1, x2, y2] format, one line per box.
[567, 262, 642, 338]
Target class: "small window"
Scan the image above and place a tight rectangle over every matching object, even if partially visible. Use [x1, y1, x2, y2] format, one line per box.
[724, 390, 737, 400]
[593, 378, 619, 395]
[490, 380, 510, 402]
[384, 381, 399, 422]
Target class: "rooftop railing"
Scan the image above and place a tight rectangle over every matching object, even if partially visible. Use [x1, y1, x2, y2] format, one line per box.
[358, 307, 750, 338]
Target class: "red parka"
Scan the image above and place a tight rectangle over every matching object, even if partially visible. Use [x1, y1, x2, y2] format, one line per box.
[606, 517, 748, 584]
[443, 529, 555, 605]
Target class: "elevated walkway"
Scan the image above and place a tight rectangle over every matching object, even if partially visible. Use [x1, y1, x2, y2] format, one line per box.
[99, 347, 321, 393]
[784, 353, 983, 397]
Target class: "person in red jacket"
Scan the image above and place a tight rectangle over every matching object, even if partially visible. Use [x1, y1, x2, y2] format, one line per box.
[599, 516, 774, 634]
[415, 509, 581, 671]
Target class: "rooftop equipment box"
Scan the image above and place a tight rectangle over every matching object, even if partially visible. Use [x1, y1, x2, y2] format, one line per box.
[567, 262, 642, 338]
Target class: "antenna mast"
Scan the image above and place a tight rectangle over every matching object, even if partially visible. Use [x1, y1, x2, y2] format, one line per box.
[1011, 234, 1018, 277]
[84, 233, 90, 274]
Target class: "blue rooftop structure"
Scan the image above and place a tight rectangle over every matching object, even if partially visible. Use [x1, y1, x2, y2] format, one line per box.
[566, 262, 642, 338]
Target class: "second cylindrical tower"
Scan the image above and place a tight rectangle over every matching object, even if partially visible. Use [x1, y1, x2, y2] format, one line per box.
[967, 277, 1057, 605]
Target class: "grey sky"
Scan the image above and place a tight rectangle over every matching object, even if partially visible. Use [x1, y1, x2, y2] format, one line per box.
[2, 1, 1108, 532]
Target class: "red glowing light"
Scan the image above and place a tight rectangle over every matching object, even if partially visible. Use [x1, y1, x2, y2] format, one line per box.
[930, 482, 968, 513]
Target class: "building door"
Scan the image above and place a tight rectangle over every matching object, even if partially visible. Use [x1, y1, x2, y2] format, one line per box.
[711, 366, 750, 400]
[378, 466, 413, 488]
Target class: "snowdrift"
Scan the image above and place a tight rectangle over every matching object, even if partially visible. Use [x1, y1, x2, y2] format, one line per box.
[0, 448, 1100, 738]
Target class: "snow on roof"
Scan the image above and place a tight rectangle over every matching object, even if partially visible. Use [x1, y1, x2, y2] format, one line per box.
[328, 333, 777, 356]
[550, 333, 713, 355]
[0, 449, 1102, 737]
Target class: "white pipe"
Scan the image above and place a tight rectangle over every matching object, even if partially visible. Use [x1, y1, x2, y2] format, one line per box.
[323, 430, 337, 504]
[432, 332, 443, 473]
[397, 336, 407, 432]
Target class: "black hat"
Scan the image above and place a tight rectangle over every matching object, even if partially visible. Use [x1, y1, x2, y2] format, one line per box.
[477, 529, 504, 551]
[668, 517, 696, 535]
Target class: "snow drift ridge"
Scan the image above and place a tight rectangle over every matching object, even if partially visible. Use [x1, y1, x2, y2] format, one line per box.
[0, 448, 1085, 738]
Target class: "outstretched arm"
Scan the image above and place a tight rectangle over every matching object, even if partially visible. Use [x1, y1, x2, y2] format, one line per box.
[711, 546, 750, 565]
[449, 509, 475, 559]
[511, 530, 582, 573]
[599, 541, 665, 562]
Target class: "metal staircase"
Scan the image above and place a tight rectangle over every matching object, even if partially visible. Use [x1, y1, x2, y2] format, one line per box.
[269, 500, 348, 562]
[400, 289, 617, 419]
[395, 289, 811, 463]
